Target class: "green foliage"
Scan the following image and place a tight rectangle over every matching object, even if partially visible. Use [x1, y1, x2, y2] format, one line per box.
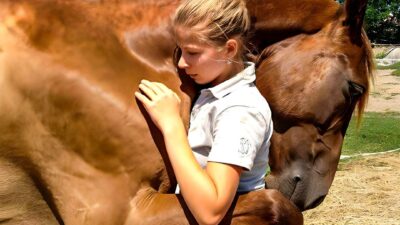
[337, 0, 400, 44]
[365, 0, 400, 44]
[342, 112, 400, 155]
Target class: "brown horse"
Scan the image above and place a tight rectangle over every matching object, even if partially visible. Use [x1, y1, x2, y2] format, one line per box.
[0, 1, 300, 224]
[0, 0, 372, 224]
[248, 0, 374, 210]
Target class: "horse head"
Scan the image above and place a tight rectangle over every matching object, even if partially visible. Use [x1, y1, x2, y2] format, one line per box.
[254, 0, 373, 211]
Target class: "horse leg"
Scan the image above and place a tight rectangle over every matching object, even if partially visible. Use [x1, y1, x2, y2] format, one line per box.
[124, 187, 194, 225]
[125, 187, 303, 225]
[0, 158, 60, 225]
[230, 189, 303, 225]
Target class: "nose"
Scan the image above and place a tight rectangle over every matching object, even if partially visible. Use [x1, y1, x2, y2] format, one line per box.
[293, 175, 302, 183]
[178, 55, 189, 69]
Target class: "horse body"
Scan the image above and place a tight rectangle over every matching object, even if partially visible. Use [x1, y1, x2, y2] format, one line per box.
[0, 1, 181, 224]
[0, 0, 372, 224]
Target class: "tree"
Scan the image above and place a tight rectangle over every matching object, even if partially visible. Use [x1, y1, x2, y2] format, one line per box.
[337, 0, 400, 44]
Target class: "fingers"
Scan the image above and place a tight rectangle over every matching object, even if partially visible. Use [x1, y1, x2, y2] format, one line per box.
[135, 79, 180, 103]
[139, 80, 177, 95]
[138, 80, 159, 100]
[152, 81, 170, 93]
[141, 80, 165, 94]
[134, 91, 152, 107]
[152, 82, 181, 102]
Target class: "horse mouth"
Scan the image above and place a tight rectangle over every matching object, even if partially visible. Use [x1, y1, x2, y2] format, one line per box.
[281, 176, 306, 210]
[288, 180, 299, 202]
[288, 181, 327, 211]
[305, 195, 326, 210]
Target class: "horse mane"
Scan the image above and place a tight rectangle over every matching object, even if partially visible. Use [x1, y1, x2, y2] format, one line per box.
[356, 29, 375, 125]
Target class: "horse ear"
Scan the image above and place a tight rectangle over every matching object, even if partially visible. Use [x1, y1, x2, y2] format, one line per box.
[342, 0, 368, 46]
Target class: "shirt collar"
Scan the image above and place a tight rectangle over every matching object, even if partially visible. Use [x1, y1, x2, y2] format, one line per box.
[206, 62, 256, 99]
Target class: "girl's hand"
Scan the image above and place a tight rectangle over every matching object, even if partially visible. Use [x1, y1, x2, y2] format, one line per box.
[135, 80, 182, 132]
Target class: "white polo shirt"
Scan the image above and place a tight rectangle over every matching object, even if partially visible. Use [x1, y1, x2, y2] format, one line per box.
[178, 62, 273, 193]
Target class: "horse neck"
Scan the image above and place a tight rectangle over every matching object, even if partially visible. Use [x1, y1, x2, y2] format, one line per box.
[1, 0, 183, 180]
[88, 0, 180, 31]
[247, 0, 341, 48]
[7, 0, 179, 99]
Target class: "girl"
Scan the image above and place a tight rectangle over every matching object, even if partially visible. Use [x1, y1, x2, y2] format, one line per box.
[135, 0, 272, 224]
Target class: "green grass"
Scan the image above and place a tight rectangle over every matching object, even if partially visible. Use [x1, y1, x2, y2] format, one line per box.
[376, 61, 400, 70]
[376, 62, 400, 76]
[342, 112, 400, 155]
[375, 52, 387, 59]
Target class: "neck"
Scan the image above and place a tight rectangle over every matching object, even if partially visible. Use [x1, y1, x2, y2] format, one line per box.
[210, 60, 245, 87]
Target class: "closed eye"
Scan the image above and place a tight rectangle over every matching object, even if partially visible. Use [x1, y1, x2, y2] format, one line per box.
[348, 81, 365, 98]
[187, 51, 199, 56]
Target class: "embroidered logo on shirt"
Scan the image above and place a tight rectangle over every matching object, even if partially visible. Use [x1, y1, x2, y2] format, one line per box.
[239, 137, 251, 157]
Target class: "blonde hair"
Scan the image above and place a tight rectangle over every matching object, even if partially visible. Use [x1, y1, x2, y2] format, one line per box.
[172, 0, 250, 59]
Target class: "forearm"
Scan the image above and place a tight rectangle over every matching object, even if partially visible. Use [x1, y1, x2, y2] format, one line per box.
[161, 120, 234, 225]
[135, 80, 238, 224]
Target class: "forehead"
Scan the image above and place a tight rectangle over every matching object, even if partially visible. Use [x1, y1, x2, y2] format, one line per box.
[258, 35, 352, 122]
[174, 25, 211, 48]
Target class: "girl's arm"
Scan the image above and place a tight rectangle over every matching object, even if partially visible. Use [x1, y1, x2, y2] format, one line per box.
[135, 80, 242, 225]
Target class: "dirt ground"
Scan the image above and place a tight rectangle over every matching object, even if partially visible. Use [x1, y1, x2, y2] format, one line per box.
[303, 153, 400, 225]
[366, 69, 400, 112]
[303, 70, 400, 225]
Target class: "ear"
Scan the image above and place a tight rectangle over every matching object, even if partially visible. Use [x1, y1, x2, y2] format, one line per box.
[342, 0, 368, 46]
[225, 39, 239, 59]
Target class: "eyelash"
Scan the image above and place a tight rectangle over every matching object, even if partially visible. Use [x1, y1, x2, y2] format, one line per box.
[187, 51, 198, 56]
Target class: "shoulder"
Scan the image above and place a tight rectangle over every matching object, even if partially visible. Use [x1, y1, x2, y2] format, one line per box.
[214, 84, 272, 123]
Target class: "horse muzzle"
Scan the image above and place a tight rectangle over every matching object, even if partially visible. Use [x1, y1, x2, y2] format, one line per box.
[266, 172, 328, 211]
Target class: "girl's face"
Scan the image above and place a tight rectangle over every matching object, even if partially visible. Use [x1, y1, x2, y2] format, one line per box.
[175, 26, 234, 87]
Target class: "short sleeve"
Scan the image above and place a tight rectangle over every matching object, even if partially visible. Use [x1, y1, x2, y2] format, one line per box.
[207, 105, 269, 170]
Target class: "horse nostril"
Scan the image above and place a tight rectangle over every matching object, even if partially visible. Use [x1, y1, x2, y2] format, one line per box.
[293, 175, 302, 183]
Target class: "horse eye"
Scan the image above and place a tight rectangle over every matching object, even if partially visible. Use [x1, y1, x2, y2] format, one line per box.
[348, 81, 364, 98]
[187, 51, 199, 56]
[314, 122, 327, 134]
